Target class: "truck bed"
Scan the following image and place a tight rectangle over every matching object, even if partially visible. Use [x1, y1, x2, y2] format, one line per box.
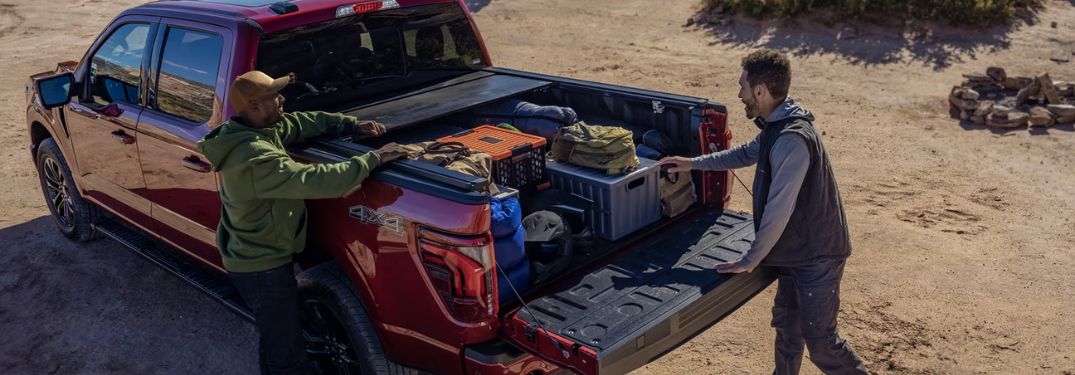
[504, 210, 776, 375]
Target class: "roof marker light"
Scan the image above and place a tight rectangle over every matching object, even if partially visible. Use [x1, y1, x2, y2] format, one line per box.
[335, 0, 400, 18]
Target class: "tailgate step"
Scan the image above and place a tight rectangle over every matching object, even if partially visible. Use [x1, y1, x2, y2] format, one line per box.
[505, 210, 776, 375]
[93, 220, 254, 322]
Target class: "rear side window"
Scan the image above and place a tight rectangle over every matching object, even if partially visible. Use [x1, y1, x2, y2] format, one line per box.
[88, 23, 151, 107]
[256, 3, 486, 112]
[155, 27, 223, 123]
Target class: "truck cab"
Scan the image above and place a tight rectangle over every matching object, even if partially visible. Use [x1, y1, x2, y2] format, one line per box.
[26, 1, 775, 374]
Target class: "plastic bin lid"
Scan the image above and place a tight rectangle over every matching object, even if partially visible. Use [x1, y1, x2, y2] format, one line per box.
[437, 125, 547, 160]
[546, 158, 657, 185]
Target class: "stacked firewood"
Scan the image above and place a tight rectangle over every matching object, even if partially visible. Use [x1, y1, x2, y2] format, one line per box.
[950, 67, 1075, 129]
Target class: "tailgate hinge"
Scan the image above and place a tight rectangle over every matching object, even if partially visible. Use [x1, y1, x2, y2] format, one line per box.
[525, 323, 537, 342]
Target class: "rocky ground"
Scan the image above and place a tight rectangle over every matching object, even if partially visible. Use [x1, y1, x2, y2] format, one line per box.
[1, 0, 1074, 374]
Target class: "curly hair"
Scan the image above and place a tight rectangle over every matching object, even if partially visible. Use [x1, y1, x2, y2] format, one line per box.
[741, 49, 791, 100]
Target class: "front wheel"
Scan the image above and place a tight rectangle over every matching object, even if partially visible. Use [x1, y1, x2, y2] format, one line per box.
[297, 263, 421, 375]
[35, 138, 100, 242]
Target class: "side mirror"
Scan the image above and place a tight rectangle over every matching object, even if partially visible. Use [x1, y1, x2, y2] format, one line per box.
[36, 73, 75, 110]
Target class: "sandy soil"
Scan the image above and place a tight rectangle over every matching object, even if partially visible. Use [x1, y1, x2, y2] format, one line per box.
[2, 0, 1074, 374]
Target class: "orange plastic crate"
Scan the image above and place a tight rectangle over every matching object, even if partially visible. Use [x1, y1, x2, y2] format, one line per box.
[438, 125, 548, 189]
[437, 125, 546, 160]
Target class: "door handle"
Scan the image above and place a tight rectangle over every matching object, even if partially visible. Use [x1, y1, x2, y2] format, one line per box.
[182, 156, 211, 173]
[111, 130, 135, 145]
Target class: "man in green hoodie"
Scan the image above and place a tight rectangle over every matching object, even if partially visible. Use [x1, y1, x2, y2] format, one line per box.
[198, 70, 405, 374]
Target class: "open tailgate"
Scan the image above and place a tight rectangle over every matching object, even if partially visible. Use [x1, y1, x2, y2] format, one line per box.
[502, 210, 776, 375]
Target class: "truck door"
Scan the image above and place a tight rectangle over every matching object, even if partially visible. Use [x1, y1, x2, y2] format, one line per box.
[66, 17, 158, 224]
[136, 20, 231, 270]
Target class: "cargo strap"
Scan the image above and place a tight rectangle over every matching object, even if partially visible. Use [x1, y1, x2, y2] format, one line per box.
[418, 141, 471, 167]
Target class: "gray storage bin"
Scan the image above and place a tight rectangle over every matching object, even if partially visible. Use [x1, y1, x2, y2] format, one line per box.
[546, 158, 661, 241]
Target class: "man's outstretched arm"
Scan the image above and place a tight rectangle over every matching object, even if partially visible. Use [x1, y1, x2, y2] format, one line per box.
[716, 134, 809, 273]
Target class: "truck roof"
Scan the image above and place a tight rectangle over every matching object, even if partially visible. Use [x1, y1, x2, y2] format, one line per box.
[131, 0, 459, 33]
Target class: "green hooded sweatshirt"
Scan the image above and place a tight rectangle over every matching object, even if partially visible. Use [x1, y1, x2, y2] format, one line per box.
[197, 111, 381, 273]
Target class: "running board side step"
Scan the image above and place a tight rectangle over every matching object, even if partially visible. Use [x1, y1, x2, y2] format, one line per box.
[93, 220, 254, 323]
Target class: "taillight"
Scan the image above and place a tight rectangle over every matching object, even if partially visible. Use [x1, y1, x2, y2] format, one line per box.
[699, 108, 732, 207]
[418, 229, 497, 323]
[335, 0, 400, 18]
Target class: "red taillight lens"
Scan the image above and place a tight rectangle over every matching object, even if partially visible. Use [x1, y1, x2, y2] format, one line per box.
[418, 232, 497, 323]
[353, 2, 383, 13]
[335, 1, 400, 18]
[699, 108, 731, 207]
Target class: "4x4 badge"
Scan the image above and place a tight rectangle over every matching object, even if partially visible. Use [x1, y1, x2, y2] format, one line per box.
[349, 205, 402, 234]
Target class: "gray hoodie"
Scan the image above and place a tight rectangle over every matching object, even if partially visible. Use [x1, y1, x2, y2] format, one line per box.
[691, 97, 815, 269]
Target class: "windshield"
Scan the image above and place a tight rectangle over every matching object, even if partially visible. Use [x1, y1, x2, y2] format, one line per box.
[256, 3, 486, 112]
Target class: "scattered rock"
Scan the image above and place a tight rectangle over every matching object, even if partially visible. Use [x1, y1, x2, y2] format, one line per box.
[986, 67, 1007, 82]
[1016, 81, 1040, 105]
[949, 86, 979, 111]
[962, 88, 980, 100]
[1003, 76, 1034, 90]
[1051, 21, 1058, 28]
[1009, 111, 1029, 125]
[987, 111, 1028, 128]
[684, 17, 695, 27]
[970, 102, 992, 124]
[1051, 56, 1071, 63]
[993, 104, 1012, 117]
[1048, 104, 1075, 123]
[997, 97, 1018, 109]
[963, 73, 993, 85]
[1037, 73, 1061, 104]
[1029, 107, 1055, 128]
[1056, 82, 1074, 97]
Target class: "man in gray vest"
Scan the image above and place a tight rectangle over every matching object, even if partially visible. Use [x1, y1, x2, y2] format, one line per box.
[658, 49, 868, 374]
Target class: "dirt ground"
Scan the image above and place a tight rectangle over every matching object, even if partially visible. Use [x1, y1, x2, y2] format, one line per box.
[1, 0, 1074, 374]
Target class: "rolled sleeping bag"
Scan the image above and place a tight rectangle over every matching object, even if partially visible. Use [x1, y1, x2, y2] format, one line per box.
[490, 195, 522, 239]
[493, 224, 527, 271]
[497, 261, 531, 304]
[475, 99, 578, 144]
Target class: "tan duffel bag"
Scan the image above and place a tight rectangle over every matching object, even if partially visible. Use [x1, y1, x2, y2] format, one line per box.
[391, 141, 499, 194]
[660, 171, 696, 218]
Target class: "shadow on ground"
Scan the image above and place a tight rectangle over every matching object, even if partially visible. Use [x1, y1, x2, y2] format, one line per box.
[690, 9, 1041, 70]
[0, 216, 257, 374]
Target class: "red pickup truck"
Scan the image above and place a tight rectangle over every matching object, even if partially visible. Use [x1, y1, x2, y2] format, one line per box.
[25, 1, 775, 374]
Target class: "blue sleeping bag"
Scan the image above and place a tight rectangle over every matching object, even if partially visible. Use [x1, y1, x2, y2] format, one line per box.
[493, 225, 527, 271]
[490, 194, 529, 304]
[490, 195, 522, 239]
[498, 261, 530, 303]
[493, 226, 529, 303]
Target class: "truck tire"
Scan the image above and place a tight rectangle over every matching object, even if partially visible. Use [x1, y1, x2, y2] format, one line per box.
[297, 263, 423, 375]
[35, 138, 100, 242]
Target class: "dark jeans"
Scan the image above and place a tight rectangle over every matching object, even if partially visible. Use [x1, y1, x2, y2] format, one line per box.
[230, 263, 310, 375]
[771, 259, 867, 375]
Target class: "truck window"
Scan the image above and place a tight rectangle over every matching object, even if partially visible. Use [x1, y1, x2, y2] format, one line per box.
[154, 27, 223, 123]
[88, 23, 151, 107]
[257, 3, 486, 112]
